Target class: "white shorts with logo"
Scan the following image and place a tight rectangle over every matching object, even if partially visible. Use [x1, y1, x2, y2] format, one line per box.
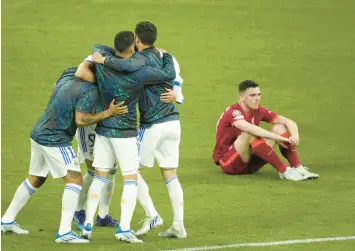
[29, 139, 81, 179]
[92, 134, 139, 176]
[138, 120, 181, 169]
[76, 125, 96, 163]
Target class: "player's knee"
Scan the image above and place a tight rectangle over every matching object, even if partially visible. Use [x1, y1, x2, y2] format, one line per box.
[239, 132, 256, 142]
[65, 170, 83, 185]
[270, 124, 287, 134]
[28, 175, 47, 188]
[121, 167, 138, 179]
[160, 168, 177, 180]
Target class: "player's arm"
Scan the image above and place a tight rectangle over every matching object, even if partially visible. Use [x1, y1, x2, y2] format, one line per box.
[75, 61, 95, 82]
[233, 120, 289, 142]
[74, 87, 128, 126]
[93, 52, 146, 72]
[138, 53, 176, 85]
[75, 100, 127, 126]
[272, 115, 300, 145]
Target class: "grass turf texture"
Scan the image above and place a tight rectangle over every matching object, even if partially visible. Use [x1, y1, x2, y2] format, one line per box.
[2, 0, 355, 250]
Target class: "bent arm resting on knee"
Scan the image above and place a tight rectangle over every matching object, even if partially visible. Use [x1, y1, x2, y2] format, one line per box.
[233, 120, 289, 142]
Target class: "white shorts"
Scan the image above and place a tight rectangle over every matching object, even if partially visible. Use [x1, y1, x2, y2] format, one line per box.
[76, 125, 96, 163]
[29, 139, 81, 179]
[92, 134, 139, 176]
[138, 120, 180, 168]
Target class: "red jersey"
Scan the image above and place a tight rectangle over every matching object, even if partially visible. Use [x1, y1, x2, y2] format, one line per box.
[212, 103, 278, 163]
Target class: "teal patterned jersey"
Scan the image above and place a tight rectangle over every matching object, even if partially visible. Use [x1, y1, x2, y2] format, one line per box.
[104, 47, 179, 129]
[30, 67, 99, 147]
[92, 45, 176, 138]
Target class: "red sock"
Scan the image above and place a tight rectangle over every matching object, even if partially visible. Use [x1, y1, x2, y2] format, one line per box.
[279, 132, 301, 168]
[250, 139, 287, 173]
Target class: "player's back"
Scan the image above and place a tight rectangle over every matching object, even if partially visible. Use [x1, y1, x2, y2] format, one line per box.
[93, 45, 148, 138]
[138, 47, 179, 128]
[31, 67, 97, 147]
[213, 103, 241, 164]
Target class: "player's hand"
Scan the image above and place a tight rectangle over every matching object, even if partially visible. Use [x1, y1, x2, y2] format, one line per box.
[92, 52, 105, 64]
[276, 135, 290, 149]
[160, 88, 176, 103]
[289, 135, 299, 147]
[108, 100, 128, 116]
[157, 48, 167, 58]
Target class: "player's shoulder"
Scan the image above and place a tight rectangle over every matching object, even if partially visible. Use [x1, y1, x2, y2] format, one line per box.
[226, 103, 242, 113]
[257, 105, 272, 113]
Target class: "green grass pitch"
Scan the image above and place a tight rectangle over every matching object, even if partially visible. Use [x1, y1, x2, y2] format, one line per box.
[2, 0, 355, 250]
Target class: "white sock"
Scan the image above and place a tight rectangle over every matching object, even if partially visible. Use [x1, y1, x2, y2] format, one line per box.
[76, 169, 94, 211]
[165, 176, 184, 229]
[119, 180, 138, 231]
[84, 175, 108, 226]
[2, 179, 37, 223]
[58, 183, 82, 235]
[98, 169, 116, 218]
[137, 173, 158, 218]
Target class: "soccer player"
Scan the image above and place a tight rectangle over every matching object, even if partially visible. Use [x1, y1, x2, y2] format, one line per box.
[0, 67, 127, 243]
[213, 80, 319, 180]
[78, 31, 176, 243]
[92, 21, 187, 238]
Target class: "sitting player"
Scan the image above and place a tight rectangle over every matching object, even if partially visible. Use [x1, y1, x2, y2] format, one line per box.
[213, 80, 319, 180]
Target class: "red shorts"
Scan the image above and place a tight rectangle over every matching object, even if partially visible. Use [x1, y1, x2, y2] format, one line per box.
[219, 145, 267, 175]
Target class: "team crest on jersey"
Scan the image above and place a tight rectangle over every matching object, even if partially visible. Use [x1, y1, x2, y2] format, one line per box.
[232, 110, 242, 117]
[73, 158, 78, 165]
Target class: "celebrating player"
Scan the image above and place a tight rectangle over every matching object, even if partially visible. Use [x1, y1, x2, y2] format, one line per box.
[213, 80, 319, 180]
[0, 67, 127, 243]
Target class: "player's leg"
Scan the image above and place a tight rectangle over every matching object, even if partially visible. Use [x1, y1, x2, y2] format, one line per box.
[135, 126, 162, 236]
[74, 126, 95, 229]
[270, 124, 319, 179]
[223, 133, 306, 180]
[219, 132, 252, 175]
[81, 135, 115, 239]
[155, 121, 186, 239]
[39, 144, 88, 243]
[1, 139, 49, 234]
[96, 164, 119, 227]
[111, 137, 142, 243]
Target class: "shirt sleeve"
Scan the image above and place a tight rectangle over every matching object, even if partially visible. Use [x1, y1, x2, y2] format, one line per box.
[104, 53, 146, 72]
[137, 53, 176, 85]
[259, 107, 278, 123]
[75, 86, 99, 113]
[92, 44, 115, 56]
[225, 108, 245, 126]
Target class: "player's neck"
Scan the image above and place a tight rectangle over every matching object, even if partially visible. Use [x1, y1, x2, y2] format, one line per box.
[239, 102, 251, 114]
[137, 44, 153, 52]
[116, 52, 132, 59]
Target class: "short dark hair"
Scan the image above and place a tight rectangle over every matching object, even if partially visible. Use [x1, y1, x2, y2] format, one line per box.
[238, 80, 259, 92]
[114, 31, 135, 52]
[135, 21, 157, 45]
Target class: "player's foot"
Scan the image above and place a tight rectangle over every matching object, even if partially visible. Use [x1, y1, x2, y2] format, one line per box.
[293, 166, 319, 179]
[81, 223, 93, 240]
[279, 167, 307, 181]
[95, 215, 119, 227]
[73, 210, 86, 231]
[136, 215, 164, 236]
[55, 231, 89, 243]
[159, 226, 187, 239]
[115, 226, 143, 243]
[1, 221, 29, 234]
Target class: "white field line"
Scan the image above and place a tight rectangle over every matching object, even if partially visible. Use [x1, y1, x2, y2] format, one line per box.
[162, 235, 355, 251]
